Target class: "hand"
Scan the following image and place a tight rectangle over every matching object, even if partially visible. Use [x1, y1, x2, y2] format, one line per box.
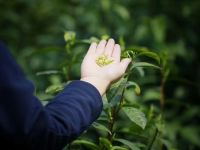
[81, 39, 131, 95]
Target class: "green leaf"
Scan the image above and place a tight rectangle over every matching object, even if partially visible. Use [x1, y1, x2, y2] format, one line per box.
[135, 67, 145, 77]
[180, 126, 200, 147]
[96, 115, 109, 122]
[137, 51, 160, 64]
[122, 107, 147, 129]
[143, 89, 160, 101]
[107, 78, 127, 107]
[72, 139, 98, 149]
[64, 31, 76, 42]
[150, 16, 167, 43]
[36, 70, 60, 76]
[78, 37, 99, 44]
[99, 137, 112, 150]
[100, 0, 110, 11]
[125, 46, 149, 53]
[111, 146, 128, 150]
[126, 81, 141, 95]
[89, 37, 100, 43]
[114, 5, 130, 20]
[45, 84, 64, 94]
[92, 122, 111, 135]
[114, 139, 141, 150]
[123, 47, 160, 64]
[101, 34, 110, 40]
[119, 131, 148, 143]
[130, 62, 160, 70]
[119, 37, 125, 51]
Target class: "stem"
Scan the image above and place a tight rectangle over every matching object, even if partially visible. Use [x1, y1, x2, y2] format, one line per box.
[159, 71, 166, 150]
[107, 83, 127, 142]
[160, 64, 167, 111]
[160, 77, 165, 111]
[65, 65, 71, 81]
[146, 128, 158, 150]
[108, 107, 116, 142]
[65, 42, 76, 81]
[106, 71, 130, 142]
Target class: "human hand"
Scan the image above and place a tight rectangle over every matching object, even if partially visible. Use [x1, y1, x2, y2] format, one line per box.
[81, 39, 131, 95]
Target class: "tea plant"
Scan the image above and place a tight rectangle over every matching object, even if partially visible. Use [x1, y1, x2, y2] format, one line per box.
[38, 31, 165, 150]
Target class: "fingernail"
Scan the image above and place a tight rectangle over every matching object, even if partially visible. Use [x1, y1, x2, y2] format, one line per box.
[109, 38, 115, 42]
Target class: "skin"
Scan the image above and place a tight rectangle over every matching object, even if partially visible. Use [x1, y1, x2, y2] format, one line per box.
[81, 38, 131, 96]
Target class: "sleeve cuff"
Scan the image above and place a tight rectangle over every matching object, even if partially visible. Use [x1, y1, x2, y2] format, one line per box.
[66, 80, 102, 102]
[64, 80, 103, 114]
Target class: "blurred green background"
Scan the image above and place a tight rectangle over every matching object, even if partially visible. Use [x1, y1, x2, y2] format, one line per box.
[0, 0, 200, 149]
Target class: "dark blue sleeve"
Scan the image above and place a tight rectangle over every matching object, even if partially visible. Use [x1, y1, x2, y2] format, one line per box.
[0, 42, 103, 150]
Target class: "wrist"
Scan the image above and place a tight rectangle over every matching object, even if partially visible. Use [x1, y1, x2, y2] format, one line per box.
[80, 77, 110, 96]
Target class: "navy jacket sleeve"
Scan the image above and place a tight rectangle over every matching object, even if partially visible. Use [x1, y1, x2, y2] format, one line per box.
[0, 42, 103, 150]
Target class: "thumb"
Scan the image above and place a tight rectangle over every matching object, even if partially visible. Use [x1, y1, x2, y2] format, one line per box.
[120, 58, 132, 73]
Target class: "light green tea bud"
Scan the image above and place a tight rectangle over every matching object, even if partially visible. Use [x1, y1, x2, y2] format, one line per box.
[96, 54, 114, 67]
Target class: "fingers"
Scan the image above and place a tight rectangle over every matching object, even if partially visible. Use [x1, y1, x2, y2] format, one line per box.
[104, 39, 115, 56]
[93, 39, 119, 59]
[87, 42, 97, 55]
[120, 58, 132, 73]
[96, 40, 106, 55]
[112, 44, 121, 62]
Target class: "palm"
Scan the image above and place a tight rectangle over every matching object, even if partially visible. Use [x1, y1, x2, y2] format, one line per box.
[81, 39, 131, 83]
[82, 54, 122, 82]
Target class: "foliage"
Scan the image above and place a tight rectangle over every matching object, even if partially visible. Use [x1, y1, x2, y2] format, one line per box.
[0, 0, 200, 150]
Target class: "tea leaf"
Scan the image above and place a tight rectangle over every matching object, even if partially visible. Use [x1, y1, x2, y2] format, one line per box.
[99, 137, 112, 149]
[45, 84, 64, 94]
[122, 107, 147, 129]
[130, 62, 160, 70]
[64, 31, 76, 42]
[101, 34, 110, 40]
[36, 70, 60, 76]
[92, 122, 111, 134]
[72, 139, 98, 149]
[112, 146, 128, 150]
[137, 51, 160, 64]
[107, 78, 127, 106]
[126, 81, 141, 95]
[114, 138, 141, 150]
[96, 54, 114, 67]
